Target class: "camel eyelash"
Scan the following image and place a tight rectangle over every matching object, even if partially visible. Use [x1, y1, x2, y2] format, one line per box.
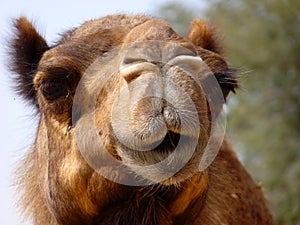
[41, 78, 69, 101]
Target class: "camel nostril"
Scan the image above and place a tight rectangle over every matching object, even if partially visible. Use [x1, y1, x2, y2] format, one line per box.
[122, 69, 141, 83]
[163, 105, 181, 133]
[120, 61, 160, 83]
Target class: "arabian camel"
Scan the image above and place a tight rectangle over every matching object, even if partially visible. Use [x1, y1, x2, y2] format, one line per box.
[9, 14, 274, 225]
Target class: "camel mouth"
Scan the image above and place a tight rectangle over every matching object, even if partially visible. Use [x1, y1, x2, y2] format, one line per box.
[152, 131, 181, 154]
[115, 130, 182, 159]
[114, 127, 200, 184]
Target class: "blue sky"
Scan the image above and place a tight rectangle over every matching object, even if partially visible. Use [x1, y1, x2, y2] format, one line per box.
[0, 0, 204, 224]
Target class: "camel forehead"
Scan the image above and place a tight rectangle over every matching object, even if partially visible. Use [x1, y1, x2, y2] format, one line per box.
[69, 15, 179, 42]
[123, 20, 183, 43]
[60, 14, 152, 44]
[72, 14, 151, 37]
[60, 15, 182, 49]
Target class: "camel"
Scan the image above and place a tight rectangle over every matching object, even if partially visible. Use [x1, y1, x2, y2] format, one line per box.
[9, 14, 274, 225]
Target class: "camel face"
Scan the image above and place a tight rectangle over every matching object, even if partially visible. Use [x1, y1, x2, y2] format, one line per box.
[30, 17, 229, 186]
[10, 15, 236, 187]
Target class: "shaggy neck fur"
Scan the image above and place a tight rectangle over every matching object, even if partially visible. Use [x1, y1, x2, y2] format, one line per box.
[95, 172, 208, 225]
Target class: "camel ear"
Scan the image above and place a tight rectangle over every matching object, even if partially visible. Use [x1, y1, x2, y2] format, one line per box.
[187, 19, 237, 100]
[187, 19, 221, 54]
[9, 17, 49, 105]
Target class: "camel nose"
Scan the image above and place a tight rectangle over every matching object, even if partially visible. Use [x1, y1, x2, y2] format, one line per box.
[115, 45, 203, 150]
[120, 61, 160, 83]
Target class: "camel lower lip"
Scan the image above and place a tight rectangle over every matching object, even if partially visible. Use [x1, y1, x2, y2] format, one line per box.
[115, 132, 199, 184]
[117, 131, 181, 154]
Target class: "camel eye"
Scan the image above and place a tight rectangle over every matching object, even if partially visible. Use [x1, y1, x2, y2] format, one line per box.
[41, 80, 68, 100]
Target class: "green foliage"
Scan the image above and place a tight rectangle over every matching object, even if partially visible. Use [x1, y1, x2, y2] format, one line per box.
[155, 0, 300, 224]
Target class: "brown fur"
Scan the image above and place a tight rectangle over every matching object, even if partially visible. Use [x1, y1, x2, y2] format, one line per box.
[187, 19, 221, 54]
[9, 14, 274, 225]
[9, 17, 49, 105]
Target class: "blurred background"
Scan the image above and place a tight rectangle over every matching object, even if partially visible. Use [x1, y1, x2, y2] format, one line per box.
[0, 0, 299, 224]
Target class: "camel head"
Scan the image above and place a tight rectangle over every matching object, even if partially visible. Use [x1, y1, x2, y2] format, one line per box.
[10, 14, 237, 187]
